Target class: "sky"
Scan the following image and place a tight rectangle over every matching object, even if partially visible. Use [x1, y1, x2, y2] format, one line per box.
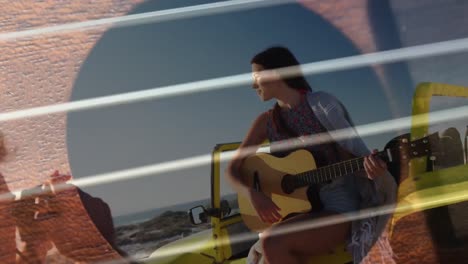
[66, 0, 468, 218]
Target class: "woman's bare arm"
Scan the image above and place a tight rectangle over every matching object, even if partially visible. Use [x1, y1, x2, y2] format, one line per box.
[225, 112, 268, 197]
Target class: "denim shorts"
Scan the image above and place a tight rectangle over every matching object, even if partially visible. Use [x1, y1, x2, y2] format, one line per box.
[319, 174, 360, 213]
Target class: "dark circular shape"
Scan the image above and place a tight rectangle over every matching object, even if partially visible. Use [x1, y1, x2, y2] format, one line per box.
[67, 0, 387, 216]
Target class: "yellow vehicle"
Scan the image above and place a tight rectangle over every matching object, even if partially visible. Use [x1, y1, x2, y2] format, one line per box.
[145, 82, 468, 264]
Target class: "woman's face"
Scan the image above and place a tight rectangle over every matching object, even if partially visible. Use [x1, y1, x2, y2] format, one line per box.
[251, 63, 280, 102]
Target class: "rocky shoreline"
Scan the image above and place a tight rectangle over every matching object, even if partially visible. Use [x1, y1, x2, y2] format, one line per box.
[115, 210, 210, 259]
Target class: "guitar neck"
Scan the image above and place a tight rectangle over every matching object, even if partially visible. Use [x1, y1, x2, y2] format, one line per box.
[295, 151, 388, 186]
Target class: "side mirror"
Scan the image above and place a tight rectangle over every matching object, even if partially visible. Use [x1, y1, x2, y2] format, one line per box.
[188, 201, 233, 224]
[220, 199, 232, 218]
[188, 206, 208, 225]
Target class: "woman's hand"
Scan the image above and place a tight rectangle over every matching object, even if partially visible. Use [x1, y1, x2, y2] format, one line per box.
[364, 149, 388, 180]
[248, 189, 282, 224]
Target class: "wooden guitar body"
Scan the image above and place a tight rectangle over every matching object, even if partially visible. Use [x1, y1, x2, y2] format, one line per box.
[238, 149, 315, 232]
[237, 133, 436, 232]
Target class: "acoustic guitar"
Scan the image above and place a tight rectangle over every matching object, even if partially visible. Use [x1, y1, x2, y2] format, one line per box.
[238, 133, 439, 231]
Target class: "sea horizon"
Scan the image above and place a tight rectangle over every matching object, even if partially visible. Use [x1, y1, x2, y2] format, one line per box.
[113, 193, 237, 226]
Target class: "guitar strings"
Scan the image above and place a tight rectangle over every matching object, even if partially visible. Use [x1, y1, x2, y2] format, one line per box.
[122, 186, 468, 263]
[297, 153, 386, 186]
[1, 1, 467, 262]
[0, 2, 465, 198]
[2, 104, 467, 203]
[302, 156, 366, 182]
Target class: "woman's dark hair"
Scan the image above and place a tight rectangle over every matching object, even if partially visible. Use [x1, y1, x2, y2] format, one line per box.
[251, 46, 311, 137]
[251, 46, 312, 92]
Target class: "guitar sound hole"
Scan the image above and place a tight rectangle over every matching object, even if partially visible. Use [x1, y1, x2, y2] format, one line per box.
[281, 175, 295, 194]
[253, 171, 261, 192]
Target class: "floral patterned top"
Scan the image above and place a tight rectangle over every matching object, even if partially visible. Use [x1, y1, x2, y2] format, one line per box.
[266, 95, 341, 168]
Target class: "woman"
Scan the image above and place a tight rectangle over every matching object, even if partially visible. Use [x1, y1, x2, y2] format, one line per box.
[226, 46, 395, 264]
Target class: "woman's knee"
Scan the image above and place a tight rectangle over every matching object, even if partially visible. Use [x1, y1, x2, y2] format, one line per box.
[261, 229, 284, 255]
